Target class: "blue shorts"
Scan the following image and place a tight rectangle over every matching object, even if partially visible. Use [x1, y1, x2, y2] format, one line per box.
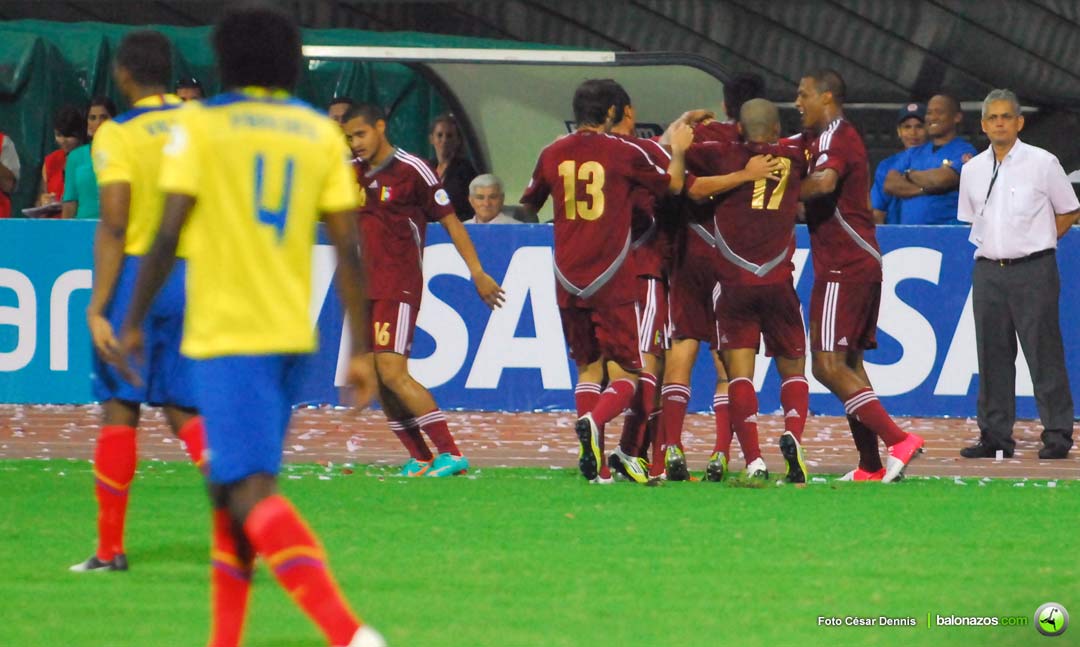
[192, 354, 305, 484]
[91, 256, 196, 408]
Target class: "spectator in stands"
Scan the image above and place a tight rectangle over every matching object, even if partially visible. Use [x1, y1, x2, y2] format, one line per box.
[428, 112, 477, 220]
[0, 130, 18, 218]
[327, 96, 354, 125]
[62, 95, 117, 219]
[883, 94, 976, 224]
[957, 88, 1080, 460]
[871, 102, 927, 224]
[463, 174, 518, 224]
[175, 76, 204, 101]
[37, 105, 85, 209]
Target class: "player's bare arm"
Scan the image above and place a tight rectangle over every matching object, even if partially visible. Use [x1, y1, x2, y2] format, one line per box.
[688, 154, 783, 202]
[440, 213, 506, 309]
[1055, 208, 1080, 238]
[86, 182, 132, 363]
[801, 168, 840, 200]
[113, 192, 193, 383]
[884, 166, 958, 197]
[324, 208, 376, 407]
[659, 109, 715, 145]
[666, 123, 693, 194]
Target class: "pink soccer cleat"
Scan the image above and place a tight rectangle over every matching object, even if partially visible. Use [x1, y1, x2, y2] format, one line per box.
[839, 467, 886, 482]
[883, 433, 925, 483]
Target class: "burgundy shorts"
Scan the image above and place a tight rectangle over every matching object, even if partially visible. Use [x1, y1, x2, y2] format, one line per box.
[809, 280, 880, 353]
[560, 301, 642, 371]
[368, 299, 419, 355]
[715, 281, 806, 358]
[637, 276, 670, 357]
[669, 236, 719, 343]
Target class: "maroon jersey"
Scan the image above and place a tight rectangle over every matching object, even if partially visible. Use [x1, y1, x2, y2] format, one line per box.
[520, 131, 671, 306]
[623, 135, 676, 278]
[694, 120, 739, 144]
[804, 119, 882, 282]
[355, 148, 455, 307]
[686, 139, 807, 285]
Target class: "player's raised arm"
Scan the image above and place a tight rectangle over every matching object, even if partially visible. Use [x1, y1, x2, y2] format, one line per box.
[665, 122, 694, 194]
[440, 213, 505, 309]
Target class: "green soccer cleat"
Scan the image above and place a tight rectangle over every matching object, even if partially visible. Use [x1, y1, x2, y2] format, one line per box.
[400, 458, 433, 477]
[705, 451, 729, 482]
[575, 414, 602, 481]
[664, 445, 691, 481]
[779, 432, 809, 484]
[608, 448, 649, 484]
[426, 453, 468, 477]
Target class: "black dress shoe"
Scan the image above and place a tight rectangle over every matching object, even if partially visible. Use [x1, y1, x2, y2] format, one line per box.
[1038, 445, 1070, 460]
[960, 441, 1013, 459]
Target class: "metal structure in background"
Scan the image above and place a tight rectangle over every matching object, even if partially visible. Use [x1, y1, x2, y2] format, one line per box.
[2, 0, 1079, 168]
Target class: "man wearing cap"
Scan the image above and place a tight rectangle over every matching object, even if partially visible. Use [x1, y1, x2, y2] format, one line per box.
[871, 102, 928, 224]
[884, 94, 976, 225]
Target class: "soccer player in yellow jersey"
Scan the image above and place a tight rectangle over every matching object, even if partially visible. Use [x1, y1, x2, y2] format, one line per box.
[114, 9, 384, 647]
[72, 30, 207, 573]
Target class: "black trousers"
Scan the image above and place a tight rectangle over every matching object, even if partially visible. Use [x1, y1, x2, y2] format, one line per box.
[972, 251, 1073, 452]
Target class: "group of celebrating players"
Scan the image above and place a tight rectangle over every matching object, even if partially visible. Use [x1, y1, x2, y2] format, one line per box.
[521, 72, 926, 486]
[67, 6, 929, 643]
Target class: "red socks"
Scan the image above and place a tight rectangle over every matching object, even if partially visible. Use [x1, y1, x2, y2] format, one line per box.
[416, 409, 459, 456]
[209, 509, 252, 647]
[178, 416, 208, 473]
[712, 393, 733, 455]
[659, 383, 690, 450]
[591, 378, 635, 427]
[847, 415, 883, 472]
[244, 495, 360, 647]
[619, 372, 657, 455]
[389, 417, 433, 461]
[728, 378, 762, 464]
[780, 376, 809, 442]
[844, 388, 907, 446]
[93, 425, 137, 561]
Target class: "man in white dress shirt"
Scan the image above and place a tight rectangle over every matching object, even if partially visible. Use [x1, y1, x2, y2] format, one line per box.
[957, 88, 1080, 460]
[463, 174, 519, 224]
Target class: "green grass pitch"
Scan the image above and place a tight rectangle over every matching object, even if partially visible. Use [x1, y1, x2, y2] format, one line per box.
[0, 460, 1074, 646]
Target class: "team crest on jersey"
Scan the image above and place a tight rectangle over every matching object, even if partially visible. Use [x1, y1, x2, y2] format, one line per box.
[434, 188, 451, 206]
[380, 186, 392, 202]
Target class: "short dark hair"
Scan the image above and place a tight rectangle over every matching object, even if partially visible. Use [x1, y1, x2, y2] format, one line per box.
[213, 7, 301, 91]
[116, 30, 172, 87]
[724, 73, 765, 119]
[572, 78, 627, 127]
[807, 68, 846, 104]
[343, 102, 387, 126]
[328, 96, 354, 110]
[54, 105, 86, 140]
[933, 93, 961, 114]
[89, 95, 117, 118]
[176, 77, 202, 91]
[429, 112, 459, 135]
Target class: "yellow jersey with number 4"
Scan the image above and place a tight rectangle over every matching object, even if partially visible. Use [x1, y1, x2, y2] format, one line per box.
[158, 87, 361, 359]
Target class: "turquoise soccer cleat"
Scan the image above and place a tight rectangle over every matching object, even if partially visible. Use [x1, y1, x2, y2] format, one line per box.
[426, 452, 469, 477]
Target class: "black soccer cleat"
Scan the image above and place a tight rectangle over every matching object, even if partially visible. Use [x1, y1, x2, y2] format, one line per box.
[575, 414, 600, 481]
[779, 432, 808, 484]
[664, 446, 691, 482]
[70, 553, 128, 573]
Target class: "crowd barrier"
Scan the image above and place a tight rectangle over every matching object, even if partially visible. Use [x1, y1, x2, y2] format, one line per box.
[3, 220, 1078, 419]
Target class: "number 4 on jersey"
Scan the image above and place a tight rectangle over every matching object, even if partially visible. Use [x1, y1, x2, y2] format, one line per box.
[254, 153, 295, 240]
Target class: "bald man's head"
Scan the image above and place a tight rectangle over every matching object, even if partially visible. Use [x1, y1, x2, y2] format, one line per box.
[739, 98, 781, 142]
